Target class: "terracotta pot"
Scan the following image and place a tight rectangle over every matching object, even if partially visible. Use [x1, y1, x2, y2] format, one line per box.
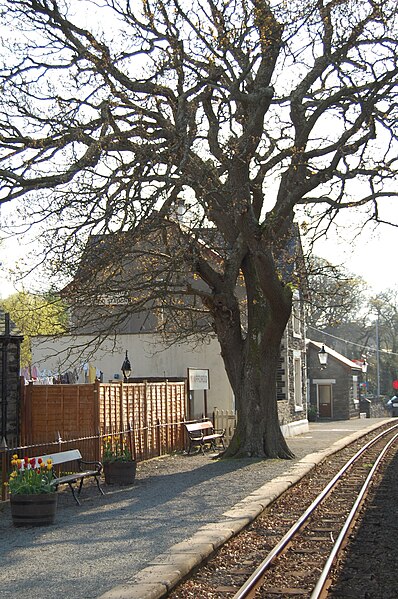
[103, 461, 136, 485]
[10, 493, 58, 527]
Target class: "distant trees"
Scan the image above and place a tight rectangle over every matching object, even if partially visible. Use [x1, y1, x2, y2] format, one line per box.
[0, 292, 67, 371]
[367, 293, 398, 395]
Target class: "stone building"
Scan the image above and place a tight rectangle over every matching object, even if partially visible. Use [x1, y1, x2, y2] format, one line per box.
[0, 311, 23, 446]
[306, 339, 362, 420]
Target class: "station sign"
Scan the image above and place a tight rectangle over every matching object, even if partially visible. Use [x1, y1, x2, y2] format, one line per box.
[188, 368, 210, 390]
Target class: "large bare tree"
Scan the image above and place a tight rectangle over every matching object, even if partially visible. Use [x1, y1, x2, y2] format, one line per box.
[0, 0, 397, 458]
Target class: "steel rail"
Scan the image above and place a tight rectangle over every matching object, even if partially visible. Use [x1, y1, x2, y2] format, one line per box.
[233, 422, 398, 599]
[310, 430, 398, 599]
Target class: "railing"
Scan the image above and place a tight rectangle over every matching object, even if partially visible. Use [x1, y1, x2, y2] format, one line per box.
[1, 418, 187, 502]
[213, 409, 237, 445]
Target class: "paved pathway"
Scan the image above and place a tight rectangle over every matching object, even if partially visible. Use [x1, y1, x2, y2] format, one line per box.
[0, 418, 391, 599]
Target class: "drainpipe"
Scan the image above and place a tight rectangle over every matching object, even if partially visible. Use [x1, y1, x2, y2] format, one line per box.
[1, 313, 10, 444]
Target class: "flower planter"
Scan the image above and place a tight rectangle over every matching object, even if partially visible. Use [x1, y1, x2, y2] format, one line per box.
[103, 461, 136, 485]
[10, 492, 58, 527]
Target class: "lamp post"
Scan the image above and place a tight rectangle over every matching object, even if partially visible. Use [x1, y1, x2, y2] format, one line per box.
[318, 344, 328, 368]
[361, 358, 368, 374]
[121, 351, 131, 383]
[361, 356, 368, 399]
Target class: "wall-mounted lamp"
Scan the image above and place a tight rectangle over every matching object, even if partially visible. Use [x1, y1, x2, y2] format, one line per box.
[318, 344, 328, 367]
[121, 350, 131, 382]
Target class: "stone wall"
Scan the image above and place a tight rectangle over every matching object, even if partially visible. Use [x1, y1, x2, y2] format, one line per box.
[366, 396, 391, 419]
[307, 343, 361, 421]
[0, 311, 23, 445]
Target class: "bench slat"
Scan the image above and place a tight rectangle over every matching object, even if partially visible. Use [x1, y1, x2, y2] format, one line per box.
[184, 421, 225, 455]
[185, 421, 214, 433]
[38, 449, 83, 465]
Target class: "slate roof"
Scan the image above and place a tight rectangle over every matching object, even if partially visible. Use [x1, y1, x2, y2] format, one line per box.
[306, 339, 361, 370]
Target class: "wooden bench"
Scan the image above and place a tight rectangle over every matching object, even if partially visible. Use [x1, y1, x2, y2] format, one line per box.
[35, 449, 104, 505]
[184, 420, 226, 455]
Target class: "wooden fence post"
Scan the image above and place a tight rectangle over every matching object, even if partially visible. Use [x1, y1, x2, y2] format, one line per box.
[97, 428, 102, 463]
[18, 376, 25, 445]
[93, 380, 101, 462]
[23, 382, 34, 446]
[119, 383, 125, 451]
[54, 432, 62, 475]
[144, 380, 148, 460]
[156, 418, 161, 457]
[127, 421, 135, 461]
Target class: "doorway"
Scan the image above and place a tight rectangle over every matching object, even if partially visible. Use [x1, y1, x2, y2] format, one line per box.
[318, 384, 332, 418]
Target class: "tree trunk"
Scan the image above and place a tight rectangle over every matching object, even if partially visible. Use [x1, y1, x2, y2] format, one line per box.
[211, 254, 294, 460]
[224, 328, 294, 460]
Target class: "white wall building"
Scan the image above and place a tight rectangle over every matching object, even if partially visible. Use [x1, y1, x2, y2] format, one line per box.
[31, 329, 309, 438]
[31, 332, 233, 419]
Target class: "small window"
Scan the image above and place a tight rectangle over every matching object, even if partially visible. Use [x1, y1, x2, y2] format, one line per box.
[352, 375, 359, 402]
[294, 355, 303, 409]
[292, 291, 301, 338]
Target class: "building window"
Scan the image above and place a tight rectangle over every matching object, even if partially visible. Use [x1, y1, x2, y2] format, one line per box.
[294, 352, 303, 410]
[352, 375, 359, 403]
[292, 290, 301, 338]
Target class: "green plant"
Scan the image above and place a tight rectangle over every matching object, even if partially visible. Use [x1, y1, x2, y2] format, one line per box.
[7, 455, 55, 495]
[307, 405, 318, 421]
[102, 436, 133, 463]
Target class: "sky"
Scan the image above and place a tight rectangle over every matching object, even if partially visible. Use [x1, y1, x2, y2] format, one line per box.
[313, 220, 392, 295]
[0, 4, 396, 301]
[0, 1, 395, 301]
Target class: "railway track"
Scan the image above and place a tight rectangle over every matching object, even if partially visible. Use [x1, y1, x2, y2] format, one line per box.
[169, 422, 398, 599]
[326, 435, 398, 599]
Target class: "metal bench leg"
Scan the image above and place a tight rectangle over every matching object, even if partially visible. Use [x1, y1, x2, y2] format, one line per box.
[77, 478, 84, 495]
[95, 475, 105, 496]
[68, 482, 81, 506]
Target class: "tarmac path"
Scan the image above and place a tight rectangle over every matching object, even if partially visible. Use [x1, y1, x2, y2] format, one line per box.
[0, 418, 391, 599]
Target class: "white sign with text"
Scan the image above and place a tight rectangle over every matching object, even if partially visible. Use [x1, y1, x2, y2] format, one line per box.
[188, 368, 210, 390]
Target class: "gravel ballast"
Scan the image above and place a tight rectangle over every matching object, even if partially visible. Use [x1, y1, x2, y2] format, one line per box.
[0, 419, 390, 599]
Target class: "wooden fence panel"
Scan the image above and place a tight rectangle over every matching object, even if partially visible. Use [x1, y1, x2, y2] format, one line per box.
[2, 379, 192, 501]
[98, 381, 188, 460]
[20, 380, 187, 462]
[21, 383, 97, 444]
